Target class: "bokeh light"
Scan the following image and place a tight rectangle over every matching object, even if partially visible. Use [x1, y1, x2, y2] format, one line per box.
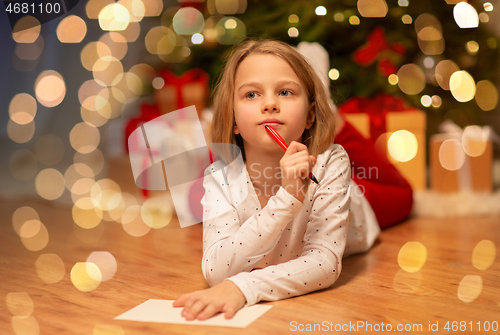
[334, 12, 344, 22]
[215, 17, 246, 45]
[415, 14, 444, 55]
[288, 14, 299, 23]
[143, 0, 163, 16]
[141, 197, 173, 229]
[328, 69, 340, 80]
[118, 0, 145, 22]
[462, 126, 488, 157]
[388, 74, 398, 85]
[116, 21, 141, 42]
[72, 197, 103, 229]
[439, 139, 465, 171]
[15, 35, 44, 61]
[20, 220, 49, 252]
[145, 26, 176, 55]
[431, 95, 442, 108]
[10, 150, 38, 181]
[6, 292, 34, 316]
[35, 134, 65, 166]
[70, 178, 97, 203]
[191, 33, 204, 44]
[81, 42, 112, 72]
[70, 262, 102, 292]
[315, 6, 327, 16]
[466, 40, 479, 55]
[35, 168, 65, 200]
[121, 205, 151, 236]
[99, 33, 128, 60]
[288, 27, 299, 38]
[65, 163, 95, 192]
[471, 240, 496, 271]
[87, 252, 117, 281]
[388, 130, 418, 162]
[93, 57, 124, 87]
[484, 2, 493, 11]
[11, 316, 40, 335]
[397, 241, 427, 273]
[357, 0, 388, 17]
[397, 64, 426, 95]
[70, 122, 101, 154]
[173, 7, 204, 35]
[86, 0, 114, 19]
[35, 254, 65, 284]
[7, 119, 35, 144]
[450, 70, 476, 102]
[457, 275, 482, 303]
[435, 60, 459, 90]
[421, 95, 432, 107]
[454, 2, 479, 28]
[215, 0, 239, 14]
[9, 93, 37, 125]
[12, 16, 41, 43]
[98, 4, 130, 31]
[108, 192, 138, 223]
[111, 72, 142, 103]
[479, 12, 489, 23]
[79, 79, 109, 111]
[12, 206, 40, 236]
[401, 14, 412, 24]
[475, 80, 498, 111]
[57, 15, 87, 43]
[74, 149, 105, 175]
[349, 15, 360, 25]
[34, 70, 66, 107]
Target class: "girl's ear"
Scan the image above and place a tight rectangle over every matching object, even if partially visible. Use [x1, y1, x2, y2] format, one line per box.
[234, 124, 240, 135]
[305, 102, 316, 129]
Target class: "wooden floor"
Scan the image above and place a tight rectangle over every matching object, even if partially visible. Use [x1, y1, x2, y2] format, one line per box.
[1, 198, 499, 335]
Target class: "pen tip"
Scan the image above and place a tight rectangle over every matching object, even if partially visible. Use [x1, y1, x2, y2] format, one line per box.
[264, 125, 268, 129]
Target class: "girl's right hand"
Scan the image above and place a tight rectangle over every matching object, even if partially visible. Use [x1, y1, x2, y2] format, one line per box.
[280, 141, 316, 203]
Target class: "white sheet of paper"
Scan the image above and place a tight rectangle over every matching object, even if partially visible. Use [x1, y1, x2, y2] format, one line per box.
[115, 299, 273, 328]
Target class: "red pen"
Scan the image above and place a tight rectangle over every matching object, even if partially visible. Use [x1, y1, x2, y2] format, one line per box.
[265, 125, 320, 185]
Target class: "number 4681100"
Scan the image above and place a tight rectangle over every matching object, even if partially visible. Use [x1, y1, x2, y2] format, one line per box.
[5, 2, 61, 14]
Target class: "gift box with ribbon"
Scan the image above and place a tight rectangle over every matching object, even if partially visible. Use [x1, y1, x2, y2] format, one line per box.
[339, 94, 426, 190]
[430, 120, 499, 193]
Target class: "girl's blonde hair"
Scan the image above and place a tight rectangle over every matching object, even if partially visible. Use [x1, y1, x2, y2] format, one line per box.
[211, 39, 336, 162]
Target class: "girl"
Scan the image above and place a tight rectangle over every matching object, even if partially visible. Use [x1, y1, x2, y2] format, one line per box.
[173, 39, 383, 320]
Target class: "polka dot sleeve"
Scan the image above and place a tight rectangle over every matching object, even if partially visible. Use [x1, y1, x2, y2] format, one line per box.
[226, 148, 352, 306]
[201, 166, 304, 288]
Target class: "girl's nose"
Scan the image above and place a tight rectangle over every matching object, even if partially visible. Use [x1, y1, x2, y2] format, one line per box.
[262, 96, 280, 113]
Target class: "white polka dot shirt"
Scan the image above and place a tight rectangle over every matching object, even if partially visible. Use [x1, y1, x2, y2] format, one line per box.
[201, 143, 380, 306]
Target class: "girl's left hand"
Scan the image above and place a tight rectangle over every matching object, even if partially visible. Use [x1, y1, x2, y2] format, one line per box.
[173, 280, 247, 320]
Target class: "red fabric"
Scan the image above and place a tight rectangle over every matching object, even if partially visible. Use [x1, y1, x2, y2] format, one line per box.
[334, 120, 413, 229]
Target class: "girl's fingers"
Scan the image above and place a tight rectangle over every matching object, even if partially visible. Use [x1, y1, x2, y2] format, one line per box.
[197, 303, 220, 320]
[173, 295, 187, 307]
[186, 299, 210, 320]
[223, 304, 237, 319]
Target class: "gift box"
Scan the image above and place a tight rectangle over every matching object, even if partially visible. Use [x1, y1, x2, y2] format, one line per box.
[430, 120, 494, 193]
[340, 94, 427, 190]
[154, 68, 209, 118]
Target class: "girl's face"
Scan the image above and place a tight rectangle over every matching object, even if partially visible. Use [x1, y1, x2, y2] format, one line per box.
[233, 53, 315, 155]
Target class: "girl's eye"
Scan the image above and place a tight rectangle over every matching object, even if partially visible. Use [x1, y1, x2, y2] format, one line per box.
[246, 92, 258, 99]
[279, 90, 292, 97]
